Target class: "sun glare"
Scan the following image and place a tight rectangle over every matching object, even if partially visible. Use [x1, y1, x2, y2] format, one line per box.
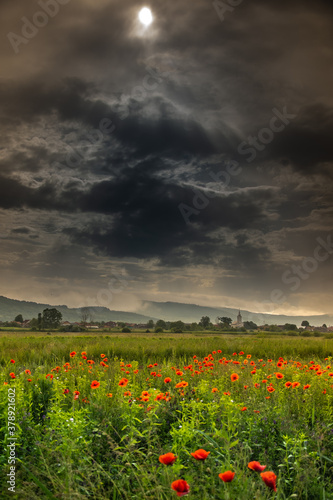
[139, 7, 153, 26]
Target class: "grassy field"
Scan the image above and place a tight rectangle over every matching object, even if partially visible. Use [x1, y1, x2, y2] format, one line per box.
[1, 334, 333, 499]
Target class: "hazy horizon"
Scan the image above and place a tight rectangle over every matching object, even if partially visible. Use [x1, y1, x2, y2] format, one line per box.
[1, 292, 332, 319]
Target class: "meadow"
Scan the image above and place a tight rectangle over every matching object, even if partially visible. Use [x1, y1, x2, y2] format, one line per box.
[1, 333, 333, 499]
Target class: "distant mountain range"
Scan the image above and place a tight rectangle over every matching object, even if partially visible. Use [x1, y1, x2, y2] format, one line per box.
[0, 295, 332, 327]
[0, 296, 156, 324]
[141, 301, 333, 327]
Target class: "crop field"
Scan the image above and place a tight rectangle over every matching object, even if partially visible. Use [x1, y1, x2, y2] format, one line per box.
[1, 335, 333, 499]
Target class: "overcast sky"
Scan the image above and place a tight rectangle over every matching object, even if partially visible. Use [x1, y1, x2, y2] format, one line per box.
[0, 0, 332, 316]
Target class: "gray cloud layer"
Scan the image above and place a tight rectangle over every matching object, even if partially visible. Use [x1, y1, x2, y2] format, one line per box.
[0, 0, 332, 314]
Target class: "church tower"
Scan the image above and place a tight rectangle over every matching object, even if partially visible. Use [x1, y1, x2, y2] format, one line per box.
[231, 310, 244, 328]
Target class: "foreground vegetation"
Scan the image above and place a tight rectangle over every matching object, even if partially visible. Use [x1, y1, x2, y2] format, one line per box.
[1, 335, 333, 499]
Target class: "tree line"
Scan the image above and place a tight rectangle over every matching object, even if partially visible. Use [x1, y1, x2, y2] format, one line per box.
[2, 311, 328, 333]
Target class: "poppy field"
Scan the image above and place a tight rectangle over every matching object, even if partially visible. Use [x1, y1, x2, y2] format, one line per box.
[1, 335, 333, 499]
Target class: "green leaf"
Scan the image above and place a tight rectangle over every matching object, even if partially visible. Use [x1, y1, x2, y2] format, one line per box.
[230, 439, 239, 448]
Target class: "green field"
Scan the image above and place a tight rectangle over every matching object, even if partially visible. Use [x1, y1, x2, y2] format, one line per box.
[1, 334, 333, 499]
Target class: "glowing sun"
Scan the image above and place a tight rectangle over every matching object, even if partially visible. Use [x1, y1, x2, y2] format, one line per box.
[139, 7, 153, 26]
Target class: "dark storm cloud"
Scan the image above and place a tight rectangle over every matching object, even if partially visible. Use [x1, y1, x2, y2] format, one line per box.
[0, 0, 332, 311]
[11, 227, 31, 234]
[0, 165, 280, 264]
[0, 78, 98, 127]
[0, 78, 217, 160]
[0, 174, 78, 211]
[60, 169, 281, 263]
[268, 104, 333, 174]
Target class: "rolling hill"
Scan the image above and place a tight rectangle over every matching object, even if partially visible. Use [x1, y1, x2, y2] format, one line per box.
[0, 295, 332, 327]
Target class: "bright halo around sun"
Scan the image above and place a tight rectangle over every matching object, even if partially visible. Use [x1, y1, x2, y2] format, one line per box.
[139, 7, 153, 26]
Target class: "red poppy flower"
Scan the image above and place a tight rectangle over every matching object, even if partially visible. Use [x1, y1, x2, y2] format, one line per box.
[175, 381, 188, 388]
[25, 369, 31, 374]
[239, 351, 244, 355]
[231, 373, 239, 382]
[219, 471, 235, 482]
[118, 378, 129, 387]
[212, 387, 219, 393]
[159, 452, 177, 465]
[70, 351, 76, 358]
[191, 449, 210, 460]
[63, 388, 70, 394]
[267, 386, 275, 393]
[285, 381, 292, 388]
[91, 380, 100, 389]
[10, 359, 15, 364]
[240, 407, 247, 411]
[171, 479, 190, 497]
[303, 384, 311, 389]
[107, 393, 113, 398]
[261, 471, 277, 491]
[248, 461, 266, 472]
[292, 382, 300, 388]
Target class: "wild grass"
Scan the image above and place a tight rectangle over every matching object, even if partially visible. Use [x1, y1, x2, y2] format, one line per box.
[0, 334, 332, 499]
[0, 334, 332, 366]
